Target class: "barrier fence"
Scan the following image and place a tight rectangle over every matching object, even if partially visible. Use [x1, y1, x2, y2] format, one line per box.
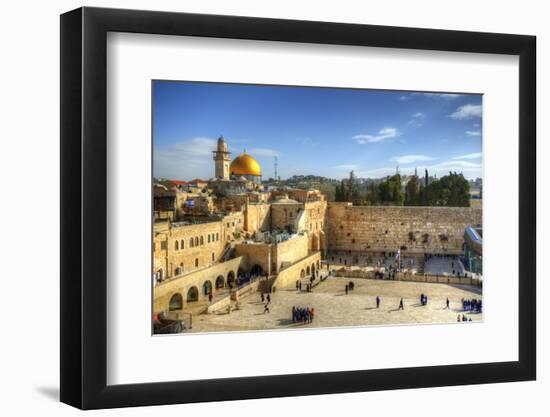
[332, 268, 482, 288]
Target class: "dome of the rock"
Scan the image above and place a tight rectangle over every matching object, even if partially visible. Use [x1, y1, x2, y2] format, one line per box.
[230, 153, 262, 177]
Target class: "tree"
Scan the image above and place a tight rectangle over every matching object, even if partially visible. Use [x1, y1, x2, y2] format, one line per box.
[365, 183, 379, 205]
[405, 175, 421, 206]
[418, 172, 470, 207]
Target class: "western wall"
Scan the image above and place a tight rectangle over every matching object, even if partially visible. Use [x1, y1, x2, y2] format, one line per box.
[326, 203, 482, 255]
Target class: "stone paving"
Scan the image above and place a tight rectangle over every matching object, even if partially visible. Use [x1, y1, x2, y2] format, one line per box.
[189, 277, 482, 333]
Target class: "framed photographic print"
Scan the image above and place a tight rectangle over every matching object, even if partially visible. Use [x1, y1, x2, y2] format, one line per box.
[60, 6, 536, 410]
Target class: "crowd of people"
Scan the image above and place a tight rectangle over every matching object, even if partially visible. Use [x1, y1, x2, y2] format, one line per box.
[292, 306, 315, 324]
[462, 298, 482, 313]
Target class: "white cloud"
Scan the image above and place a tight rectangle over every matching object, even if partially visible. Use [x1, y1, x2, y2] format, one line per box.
[334, 164, 358, 170]
[154, 138, 281, 179]
[247, 147, 280, 157]
[450, 104, 482, 120]
[300, 137, 319, 146]
[392, 154, 436, 164]
[360, 158, 482, 180]
[356, 167, 398, 178]
[353, 127, 400, 144]
[418, 160, 482, 179]
[413, 92, 462, 99]
[412, 112, 425, 118]
[399, 95, 409, 101]
[452, 152, 482, 160]
[465, 130, 481, 137]
[473, 123, 480, 128]
[154, 137, 217, 180]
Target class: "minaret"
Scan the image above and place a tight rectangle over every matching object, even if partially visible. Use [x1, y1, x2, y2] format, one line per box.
[212, 136, 231, 179]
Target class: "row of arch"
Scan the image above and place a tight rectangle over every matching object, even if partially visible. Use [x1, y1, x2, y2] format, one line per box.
[173, 232, 220, 251]
[168, 265, 263, 311]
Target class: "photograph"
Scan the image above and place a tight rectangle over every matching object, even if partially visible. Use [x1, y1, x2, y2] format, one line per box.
[152, 81, 483, 334]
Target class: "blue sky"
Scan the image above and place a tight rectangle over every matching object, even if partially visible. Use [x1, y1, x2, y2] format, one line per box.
[153, 81, 482, 181]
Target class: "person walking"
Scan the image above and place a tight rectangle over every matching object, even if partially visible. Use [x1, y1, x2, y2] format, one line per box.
[446, 298, 450, 309]
[376, 296, 380, 309]
[345, 284, 349, 295]
[398, 298, 404, 310]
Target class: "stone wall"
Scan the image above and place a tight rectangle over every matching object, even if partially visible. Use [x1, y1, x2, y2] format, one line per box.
[234, 233, 309, 275]
[234, 242, 272, 276]
[327, 203, 482, 255]
[271, 201, 303, 232]
[272, 252, 322, 289]
[222, 211, 244, 242]
[303, 201, 328, 252]
[273, 234, 309, 273]
[244, 202, 271, 234]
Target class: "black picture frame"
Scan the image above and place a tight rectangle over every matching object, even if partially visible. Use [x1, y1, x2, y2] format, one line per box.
[60, 6, 536, 410]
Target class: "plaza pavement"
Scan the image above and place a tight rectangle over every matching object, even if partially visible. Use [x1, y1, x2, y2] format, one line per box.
[190, 277, 482, 333]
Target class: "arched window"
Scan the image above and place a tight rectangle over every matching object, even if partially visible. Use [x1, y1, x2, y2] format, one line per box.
[212, 252, 215, 262]
[195, 258, 199, 268]
[208, 235, 211, 243]
[174, 240, 179, 250]
[190, 238, 194, 248]
[306, 266, 310, 275]
[216, 232, 219, 241]
[169, 293, 183, 311]
[227, 271, 235, 288]
[200, 236, 204, 245]
[181, 239, 184, 249]
[195, 237, 199, 247]
[250, 264, 263, 277]
[203, 280, 212, 296]
[186, 287, 199, 303]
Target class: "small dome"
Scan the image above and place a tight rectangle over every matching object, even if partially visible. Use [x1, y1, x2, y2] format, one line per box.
[230, 153, 261, 177]
[217, 136, 228, 152]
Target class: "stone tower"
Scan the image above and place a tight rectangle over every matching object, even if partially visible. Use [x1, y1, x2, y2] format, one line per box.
[213, 136, 231, 180]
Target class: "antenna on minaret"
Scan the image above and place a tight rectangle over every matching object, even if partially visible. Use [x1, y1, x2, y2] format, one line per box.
[274, 155, 278, 182]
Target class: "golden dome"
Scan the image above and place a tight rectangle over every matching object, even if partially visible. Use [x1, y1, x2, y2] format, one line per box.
[230, 153, 261, 177]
